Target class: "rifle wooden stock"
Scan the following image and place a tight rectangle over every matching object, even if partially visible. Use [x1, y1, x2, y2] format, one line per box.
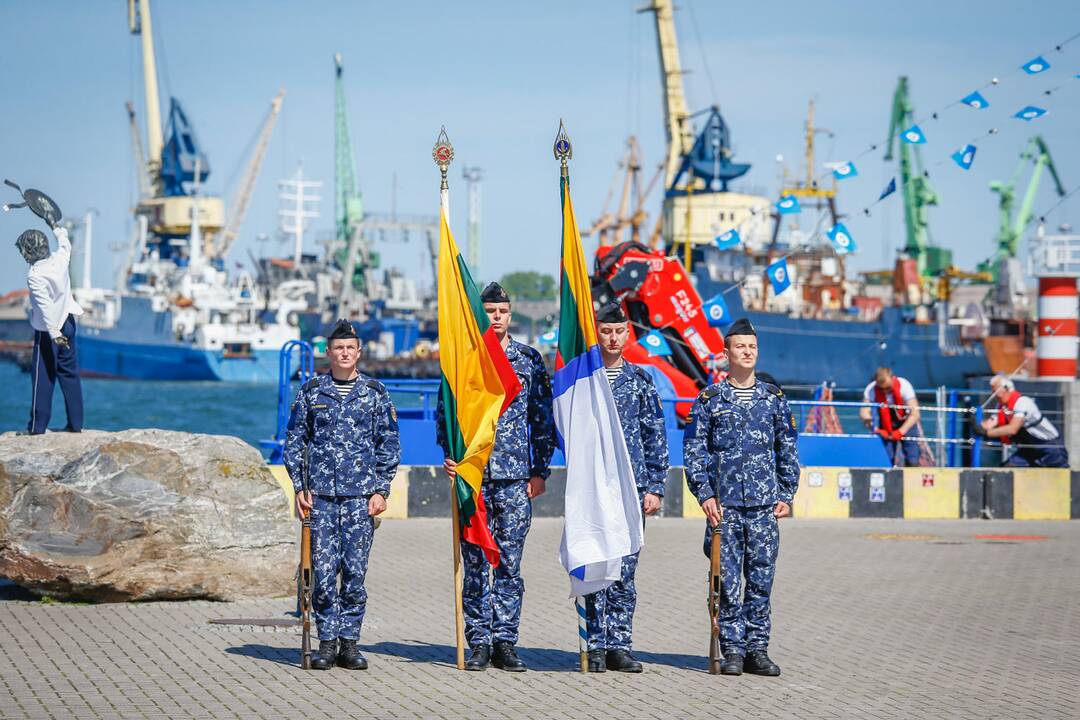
[707, 524, 723, 674]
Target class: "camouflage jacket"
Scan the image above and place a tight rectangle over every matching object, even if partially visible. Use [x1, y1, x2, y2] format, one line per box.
[284, 372, 401, 498]
[437, 337, 556, 480]
[683, 379, 799, 508]
[610, 362, 669, 496]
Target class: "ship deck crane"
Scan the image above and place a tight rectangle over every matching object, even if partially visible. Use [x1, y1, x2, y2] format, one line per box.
[217, 89, 286, 259]
[981, 135, 1065, 279]
[884, 76, 947, 278]
[126, 101, 152, 199]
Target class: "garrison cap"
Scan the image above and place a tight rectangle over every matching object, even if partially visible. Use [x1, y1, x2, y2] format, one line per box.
[595, 303, 628, 324]
[328, 319, 359, 342]
[480, 282, 510, 304]
[724, 317, 757, 338]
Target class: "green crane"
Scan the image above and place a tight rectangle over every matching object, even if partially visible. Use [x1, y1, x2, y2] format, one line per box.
[884, 76, 949, 278]
[980, 136, 1065, 279]
[333, 53, 369, 302]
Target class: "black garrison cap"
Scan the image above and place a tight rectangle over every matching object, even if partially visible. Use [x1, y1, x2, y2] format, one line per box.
[328, 319, 359, 342]
[723, 317, 757, 338]
[595, 303, 628, 324]
[480, 282, 510, 304]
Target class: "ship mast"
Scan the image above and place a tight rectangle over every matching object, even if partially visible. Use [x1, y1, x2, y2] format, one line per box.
[638, 0, 694, 191]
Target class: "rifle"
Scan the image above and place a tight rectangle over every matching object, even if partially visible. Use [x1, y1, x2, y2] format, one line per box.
[298, 446, 313, 670]
[707, 522, 723, 674]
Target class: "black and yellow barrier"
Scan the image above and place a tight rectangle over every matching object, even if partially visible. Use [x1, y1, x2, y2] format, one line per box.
[270, 465, 1079, 520]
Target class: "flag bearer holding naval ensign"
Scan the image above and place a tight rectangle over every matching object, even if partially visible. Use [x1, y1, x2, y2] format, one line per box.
[582, 304, 669, 673]
[683, 318, 799, 677]
[284, 320, 400, 671]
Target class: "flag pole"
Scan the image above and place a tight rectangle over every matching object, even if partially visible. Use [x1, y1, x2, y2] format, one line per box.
[434, 127, 466, 671]
[554, 119, 588, 674]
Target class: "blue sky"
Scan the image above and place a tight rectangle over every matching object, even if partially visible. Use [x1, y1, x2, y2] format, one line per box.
[2, 1, 1078, 294]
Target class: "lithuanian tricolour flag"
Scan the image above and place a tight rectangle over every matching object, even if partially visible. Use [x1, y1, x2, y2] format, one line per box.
[437, 211, 521, 566]
[554, 174, 643, 597]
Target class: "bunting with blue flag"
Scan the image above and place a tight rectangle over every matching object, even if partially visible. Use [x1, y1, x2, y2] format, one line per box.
[961, 91, 989, 109]
[641, 330, 673, 356]
[767, 258, 792, 295]
[827, 223, 856, 254]
[776, 195, 801, 215]
[901, 125, 927, 144]
[702, 294, 732, 328]
[1014, 105, 1047, 121]
[879, 177, 898, 201]
[715, 228, 741, 249]
[952, 144, 977, 170]
[833, 162, 858, 181]
[1022, 56, 1050, 74]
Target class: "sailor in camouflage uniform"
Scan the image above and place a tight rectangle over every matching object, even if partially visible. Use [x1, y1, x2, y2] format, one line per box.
[584, 304, 669, 673]
[437, 282, 556, 672]
[683, 318, 799, 677]
[284, 320, 400, 671]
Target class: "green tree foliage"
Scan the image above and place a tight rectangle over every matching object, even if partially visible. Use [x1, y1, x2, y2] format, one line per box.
[498, 271, 557, 301]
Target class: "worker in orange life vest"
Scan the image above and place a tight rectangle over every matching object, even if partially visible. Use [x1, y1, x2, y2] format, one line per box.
[975, 375, 1069, 468]
[859, 367, 923, 466]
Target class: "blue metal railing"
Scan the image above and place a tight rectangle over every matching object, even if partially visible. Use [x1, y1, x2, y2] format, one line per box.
[261, 340, 314, 463]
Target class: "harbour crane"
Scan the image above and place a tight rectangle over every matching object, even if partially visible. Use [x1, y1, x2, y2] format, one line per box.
[980, 136, 1065, 279]
[884, 76, 948, 279]
[216, 89, 286, 259]
[125, 101, 152, 200]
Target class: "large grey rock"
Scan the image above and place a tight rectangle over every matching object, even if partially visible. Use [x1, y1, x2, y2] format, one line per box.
[0, 429, 296, 601]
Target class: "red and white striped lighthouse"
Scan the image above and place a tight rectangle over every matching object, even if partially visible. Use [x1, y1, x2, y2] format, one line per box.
[1036, 276, 1078, 380]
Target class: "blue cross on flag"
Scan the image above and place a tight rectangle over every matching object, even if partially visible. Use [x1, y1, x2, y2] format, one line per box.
[776, 195, 801, 215]
[961, 91, 989, 109]
[715, 228, 741, 249]
[827, 223, 856, 255]
[901, 125, 927, 144]
[1014, 105, 1047, 121]
[951, 144, 977, 170]
[1021, 56, 1050, 74]
[833, 162, 858, 181]
[766, 258, 792, 295]
[641, 329, 673, 356]
[879, 177, 898, 201]
[702, 294, 732, 328]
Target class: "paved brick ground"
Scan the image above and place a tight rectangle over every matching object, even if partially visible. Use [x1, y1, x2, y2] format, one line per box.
[1, 518, 1078, 719]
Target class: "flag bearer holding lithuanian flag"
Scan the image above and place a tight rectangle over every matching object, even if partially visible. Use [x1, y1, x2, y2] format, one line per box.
[433, 128, 556, 674]
[552, 122, 654, 673]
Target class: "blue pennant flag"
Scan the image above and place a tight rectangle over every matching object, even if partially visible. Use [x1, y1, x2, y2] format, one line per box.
[1014, 105, 1048, 121]
[879, 177, 897, 201]
[702, 294, 732, 328]
[776, 195, 801, 215]
[766, 258, 792, 295]
[901, 125, 927, 144]
[538, 328, 559, 346]
[827, 223, 856, 254]
[641, 329, 672, 357]
[832, 162, 858, 180]
[961, 91, 989, 109]
[952, 144, 977, 170]
[714, 228, 741, 249]
[1022, 56, 1050, 74]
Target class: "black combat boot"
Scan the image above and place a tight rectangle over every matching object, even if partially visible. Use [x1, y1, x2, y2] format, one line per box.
[465, 644, 491, 671]
[336, 639, 369, 670]
[587, 649, 607, 673]
[310, 639, 337, 670]
[491, 641, 527, 672]
[720, 651, 743, 676]
[606, 649, 643, 673]
[744, 650, 780, 676]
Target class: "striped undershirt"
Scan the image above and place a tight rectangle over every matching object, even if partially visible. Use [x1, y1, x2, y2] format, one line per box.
[332, 376, 357, 398]
[604, 364, 623, 385]
[730, 383, 756, 406]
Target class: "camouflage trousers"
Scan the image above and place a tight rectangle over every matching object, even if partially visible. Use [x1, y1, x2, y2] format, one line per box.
[311, 495, 375, 641]
[702, 504, 779, 655]
[461, 478, 532, 646]
[583, 550, 641, 651]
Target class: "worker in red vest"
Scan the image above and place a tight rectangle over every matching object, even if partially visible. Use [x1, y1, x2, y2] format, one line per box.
[859, 367, 923, 466]
[975, 375, 1069, 468]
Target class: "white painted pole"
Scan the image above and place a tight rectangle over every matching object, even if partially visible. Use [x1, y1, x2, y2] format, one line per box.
[81, 211, 93, 290]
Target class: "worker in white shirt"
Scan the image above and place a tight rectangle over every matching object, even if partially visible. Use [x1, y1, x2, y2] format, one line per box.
[18, 225, 84, 434]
